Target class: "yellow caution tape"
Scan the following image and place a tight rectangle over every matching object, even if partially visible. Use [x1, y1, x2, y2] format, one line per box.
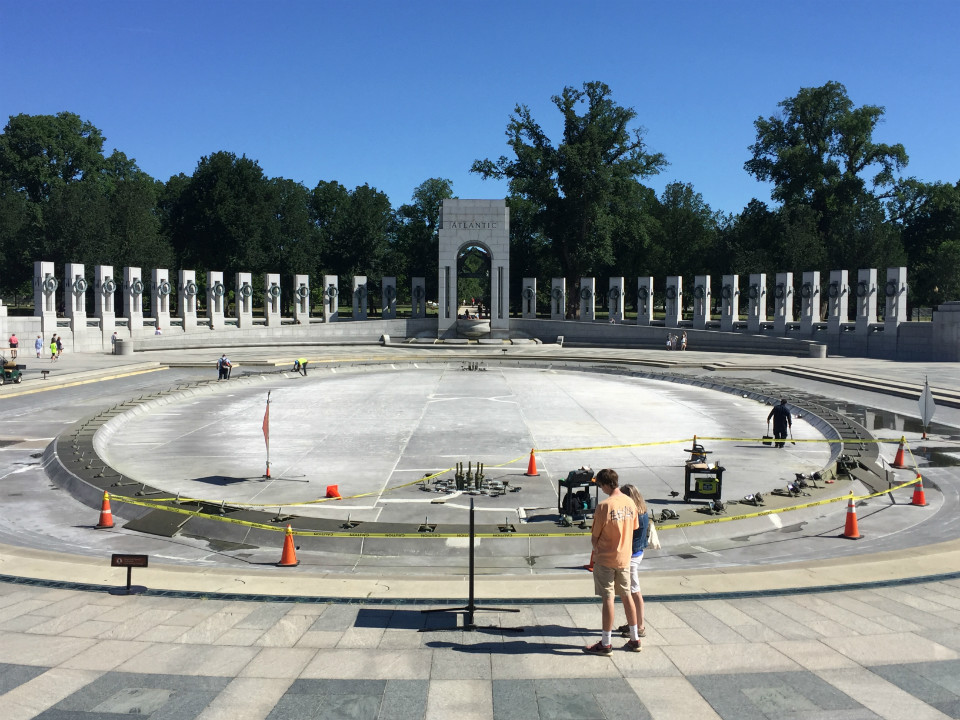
[109, 473, 924, 538]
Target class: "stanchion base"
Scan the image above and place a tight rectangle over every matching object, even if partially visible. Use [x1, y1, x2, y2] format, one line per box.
[420, 605, 523, 633]
[109, 585, 147, 596]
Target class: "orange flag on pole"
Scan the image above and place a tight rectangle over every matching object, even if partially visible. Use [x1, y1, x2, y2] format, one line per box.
[262, 391, 271, 452]
[263, 391, 271, 477]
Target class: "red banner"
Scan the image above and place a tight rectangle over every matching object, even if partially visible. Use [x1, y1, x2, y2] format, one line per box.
[262, 395, 270, 452]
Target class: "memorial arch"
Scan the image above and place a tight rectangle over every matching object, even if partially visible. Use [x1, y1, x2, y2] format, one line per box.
[436, 199, 510, 338]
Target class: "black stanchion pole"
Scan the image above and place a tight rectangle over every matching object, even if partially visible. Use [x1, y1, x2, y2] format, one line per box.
[421, 498, 522, 632]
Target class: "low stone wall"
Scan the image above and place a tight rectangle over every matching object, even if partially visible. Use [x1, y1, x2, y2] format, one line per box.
[510, 319, 820, 356]
[3, 309, 955, 361]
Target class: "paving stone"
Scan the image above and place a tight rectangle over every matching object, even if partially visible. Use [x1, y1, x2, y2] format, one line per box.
[380, 679, 429, 720]
[195, 677, 293, 720]
[233, 603, 294, 630]
[821, 632, 959, 666]
[307, 604, 359, 631]
[817, 666, 951, 720]
[492, 679, 540, 720]
[870, 659, 960, 711]
[265, 692, 321, 720]
[688, 669, 867, 719]
[0, 662, 49, 694]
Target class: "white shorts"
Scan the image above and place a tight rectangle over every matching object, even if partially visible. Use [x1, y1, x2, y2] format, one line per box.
[629, 551, 644, 594]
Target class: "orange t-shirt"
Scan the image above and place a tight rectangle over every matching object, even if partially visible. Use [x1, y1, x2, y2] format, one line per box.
[591, 491, 638, 569]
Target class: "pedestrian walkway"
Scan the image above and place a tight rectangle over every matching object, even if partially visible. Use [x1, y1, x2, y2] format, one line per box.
[2, 344, 959, 718]
[2, 577, 960, 719]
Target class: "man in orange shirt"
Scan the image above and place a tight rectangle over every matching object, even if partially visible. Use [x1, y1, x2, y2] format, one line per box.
[584, 468, 641, 654]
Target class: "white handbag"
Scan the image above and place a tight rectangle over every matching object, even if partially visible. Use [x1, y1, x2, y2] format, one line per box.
[647, 517, 662, 550]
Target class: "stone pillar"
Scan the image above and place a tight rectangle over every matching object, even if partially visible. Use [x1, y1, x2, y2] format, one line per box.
[932, 302, 960, 361]
[410, 277, 425, 319]
[64, 263, 88, 337]
[774, 272, 794, 334]
[855, 268, 878, 335]
[665, 276, 682, 328]
[264, 273, 282, 327]
[178, 270, 198, 331]
[33, 262, 59, 335]
[381, 277, 396, 320]
[152, 269, 173, 331]
[884, 267, 907, 331]
[578, 278, 595, 321]
[352, 276, 368, 320]
[206, 271, 226, 330]
[800, 271, 821, 335]
[746, 273, 766, 332]
[95, 265, 117, 343]
[550, 278, 565, 320]
[323, 275, 339, 323]
[235, 272, 254, 328]
[636, 277, 653, 326]
[607, 277, 624, 322]
[521, 278, 537, 320]
[294, 274, 311, 324]
[827, 270, 849, 335]
[123, 267, 144, 332]
[720, 274, 739, 332]
[693, 275, 711, 330]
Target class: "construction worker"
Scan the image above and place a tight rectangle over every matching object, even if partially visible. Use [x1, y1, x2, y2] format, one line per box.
[767, 399, 792, 448]
[293, 358, 308, 376]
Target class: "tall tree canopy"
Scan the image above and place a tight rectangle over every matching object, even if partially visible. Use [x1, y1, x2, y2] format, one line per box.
[0, 113, 171, 292]
[744, 81, 908, 270]
[0, 112, 107, 203]
[472, 82, 667, 305]
[392, 177, 454, 298]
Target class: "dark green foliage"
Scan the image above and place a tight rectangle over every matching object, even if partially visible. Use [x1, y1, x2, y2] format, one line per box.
[392, 178, 454, 299]
[473, 82, 667, 312]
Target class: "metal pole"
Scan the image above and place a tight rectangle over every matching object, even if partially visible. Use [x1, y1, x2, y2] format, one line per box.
[466, 497, 476, 629]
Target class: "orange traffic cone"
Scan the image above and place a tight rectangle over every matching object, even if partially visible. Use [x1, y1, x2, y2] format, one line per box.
[584, 550, 594, 572]
[277, 524, 299, 567]
[96, 491, 114, 529]
[326, 484, 341, 499]
[911, 473, 928, 507]
[525, 449, 539, 477]
[891, 436, 908, 468]
[842, 496, 861, 539]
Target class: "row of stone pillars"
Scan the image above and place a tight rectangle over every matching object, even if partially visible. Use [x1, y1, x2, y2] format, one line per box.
[32, 262, 433, 335]
[522, 268, 908, 335]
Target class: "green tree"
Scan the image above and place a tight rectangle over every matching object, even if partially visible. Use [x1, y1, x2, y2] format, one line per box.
[472, 81, 667, 312]
[0, 113, 170, 292]
[894, 180, 960, 306]
[167, 151, 280, 276]
[0, 112, 106, 203]
[648, 182, 719, 280]
[392, 177, 454, 299]
[744, 81, 908, 270]
[311, 181, 392, 280]
[271, 178, 320, 306]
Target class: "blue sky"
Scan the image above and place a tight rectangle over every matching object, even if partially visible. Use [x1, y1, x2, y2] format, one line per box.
[1, 0, 957, 215]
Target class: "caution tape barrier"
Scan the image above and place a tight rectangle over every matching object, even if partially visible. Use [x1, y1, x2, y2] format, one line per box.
[109, 473, 923, 539]
[156, 435, 912, 510]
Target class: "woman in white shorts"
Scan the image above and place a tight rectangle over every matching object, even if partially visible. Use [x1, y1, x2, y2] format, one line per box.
[619, 484, 649, 637]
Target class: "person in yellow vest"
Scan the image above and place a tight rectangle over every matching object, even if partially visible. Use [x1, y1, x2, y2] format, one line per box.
[293, 358, 308, 376]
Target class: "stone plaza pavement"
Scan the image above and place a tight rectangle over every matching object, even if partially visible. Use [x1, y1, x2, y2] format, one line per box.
[3, 577, 960, 720]
[2, 345, 960, 719]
